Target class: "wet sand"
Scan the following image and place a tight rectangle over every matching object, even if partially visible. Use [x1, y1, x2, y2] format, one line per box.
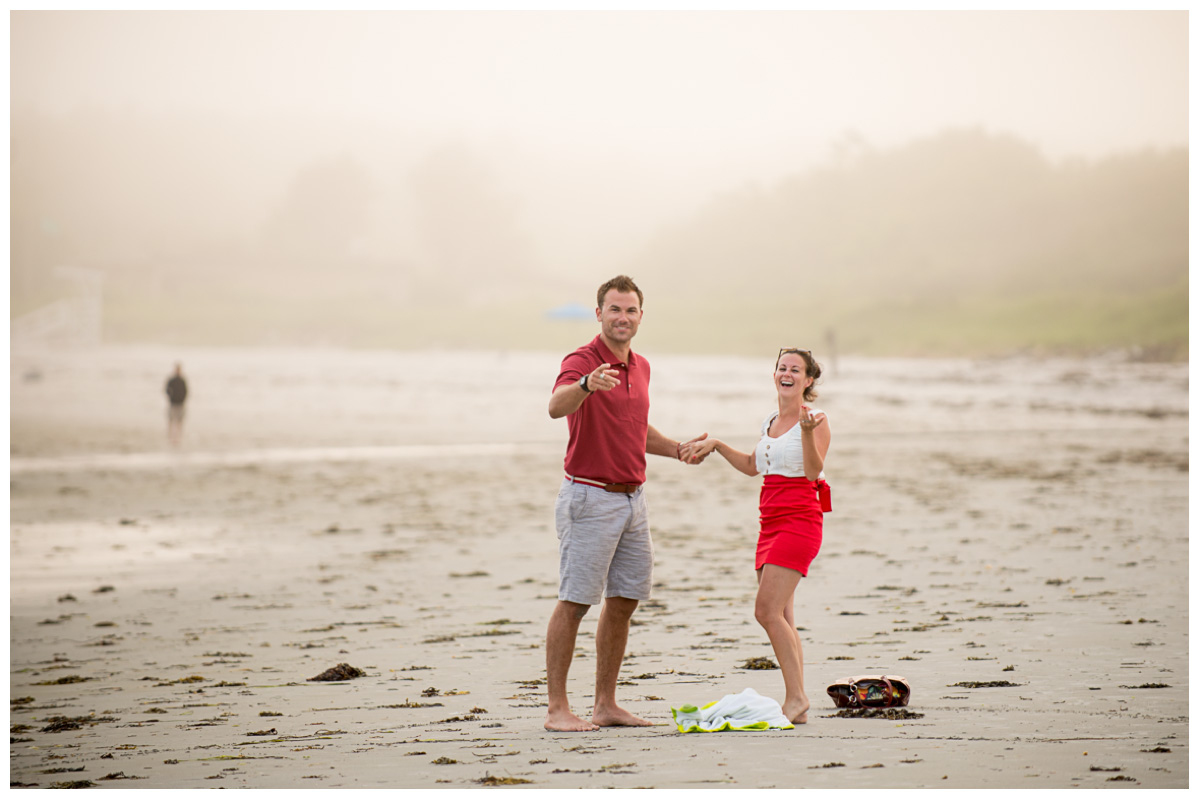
[9, 345, 1189, 788]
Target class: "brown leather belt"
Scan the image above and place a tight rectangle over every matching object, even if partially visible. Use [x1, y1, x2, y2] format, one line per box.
[566, 475, 641, 494]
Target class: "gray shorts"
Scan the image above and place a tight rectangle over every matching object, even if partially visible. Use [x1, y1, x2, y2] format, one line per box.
[555, 478, 653, 606]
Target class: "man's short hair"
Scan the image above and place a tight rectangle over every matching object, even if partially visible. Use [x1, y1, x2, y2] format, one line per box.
[596, 275, 644, 310]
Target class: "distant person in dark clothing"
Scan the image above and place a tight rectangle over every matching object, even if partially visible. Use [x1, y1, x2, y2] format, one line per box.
[165, 363, 188, 447]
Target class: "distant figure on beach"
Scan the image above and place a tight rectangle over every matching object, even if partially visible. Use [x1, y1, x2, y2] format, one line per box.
[545, 275, 709, 732]
[165, 363, 188, 447]
[681, 348, 832, 724]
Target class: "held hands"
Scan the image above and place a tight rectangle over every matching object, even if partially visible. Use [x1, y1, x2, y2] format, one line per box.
[679, 435, 717, 465]
[586, 364, 621, 393]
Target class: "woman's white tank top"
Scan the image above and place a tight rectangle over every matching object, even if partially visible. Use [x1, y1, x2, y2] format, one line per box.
[754, 409, 826, 479]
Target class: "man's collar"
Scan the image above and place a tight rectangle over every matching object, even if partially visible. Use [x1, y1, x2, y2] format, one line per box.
[591, 335, 638, 367]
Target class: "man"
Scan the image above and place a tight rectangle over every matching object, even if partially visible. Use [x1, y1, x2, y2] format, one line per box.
[545, 275, 707, 732]
[165, 363, 188, 447]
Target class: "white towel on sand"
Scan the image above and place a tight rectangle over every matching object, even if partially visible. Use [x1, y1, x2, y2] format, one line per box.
[670, 688, 794, 732]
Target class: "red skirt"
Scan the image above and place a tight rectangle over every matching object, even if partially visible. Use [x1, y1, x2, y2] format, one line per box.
[756, 475, 825, 576]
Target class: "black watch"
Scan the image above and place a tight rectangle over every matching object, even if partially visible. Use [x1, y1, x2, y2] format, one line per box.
[579, 375, 593, 393]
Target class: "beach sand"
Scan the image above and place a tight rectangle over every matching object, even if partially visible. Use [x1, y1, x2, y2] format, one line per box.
[9, 345, 1189, 789]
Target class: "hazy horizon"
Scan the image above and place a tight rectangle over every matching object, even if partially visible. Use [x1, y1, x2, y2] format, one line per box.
[10, 10, 1189, 356]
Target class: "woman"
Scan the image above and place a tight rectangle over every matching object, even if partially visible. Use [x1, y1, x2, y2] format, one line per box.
[682, 348, 831, 724]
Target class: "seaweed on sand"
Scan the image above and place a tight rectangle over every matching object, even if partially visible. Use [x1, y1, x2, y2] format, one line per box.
[33, 675, 92, 686]
[98, 772, 146, 781]
[308, 663, 366, 682]
[949, 680, 1020, 688]
[739, 657, 778, 670]
[476, 774, 533, 785]
[41, 714, 118, 733]
[828, 708, 924, 720]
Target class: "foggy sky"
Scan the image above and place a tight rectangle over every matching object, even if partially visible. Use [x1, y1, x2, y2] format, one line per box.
[9, 9, 1190, 308]
[12, 10, 1188, 172]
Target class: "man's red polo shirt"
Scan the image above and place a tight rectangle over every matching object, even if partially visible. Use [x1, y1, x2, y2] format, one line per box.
[553, 335, 651, 485]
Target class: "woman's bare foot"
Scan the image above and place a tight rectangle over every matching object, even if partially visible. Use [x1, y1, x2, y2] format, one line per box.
[592, 705, 653, 727]
[545, 709, 600, 732]
[783, 698, 810, 725]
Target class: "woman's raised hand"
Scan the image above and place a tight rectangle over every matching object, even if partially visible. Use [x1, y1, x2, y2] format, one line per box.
[799, 407, 827, 433]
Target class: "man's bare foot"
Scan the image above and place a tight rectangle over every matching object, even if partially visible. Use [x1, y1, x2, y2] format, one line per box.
[545, 710, 600, 732]
[783, 698, 810, 725]
[592, 706, 654, 727]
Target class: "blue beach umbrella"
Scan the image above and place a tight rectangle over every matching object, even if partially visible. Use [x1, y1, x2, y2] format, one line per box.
[544, 302, 594, 321]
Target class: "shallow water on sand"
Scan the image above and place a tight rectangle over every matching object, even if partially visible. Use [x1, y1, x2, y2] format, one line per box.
[10, 343, 1187, 464]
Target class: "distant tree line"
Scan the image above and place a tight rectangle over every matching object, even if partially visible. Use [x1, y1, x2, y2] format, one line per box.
[632, 128, 1185, 304]
[10, 110, 1186, 355]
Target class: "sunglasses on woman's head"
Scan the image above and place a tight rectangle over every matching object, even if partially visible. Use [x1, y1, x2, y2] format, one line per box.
[778, 347, 812, 359]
